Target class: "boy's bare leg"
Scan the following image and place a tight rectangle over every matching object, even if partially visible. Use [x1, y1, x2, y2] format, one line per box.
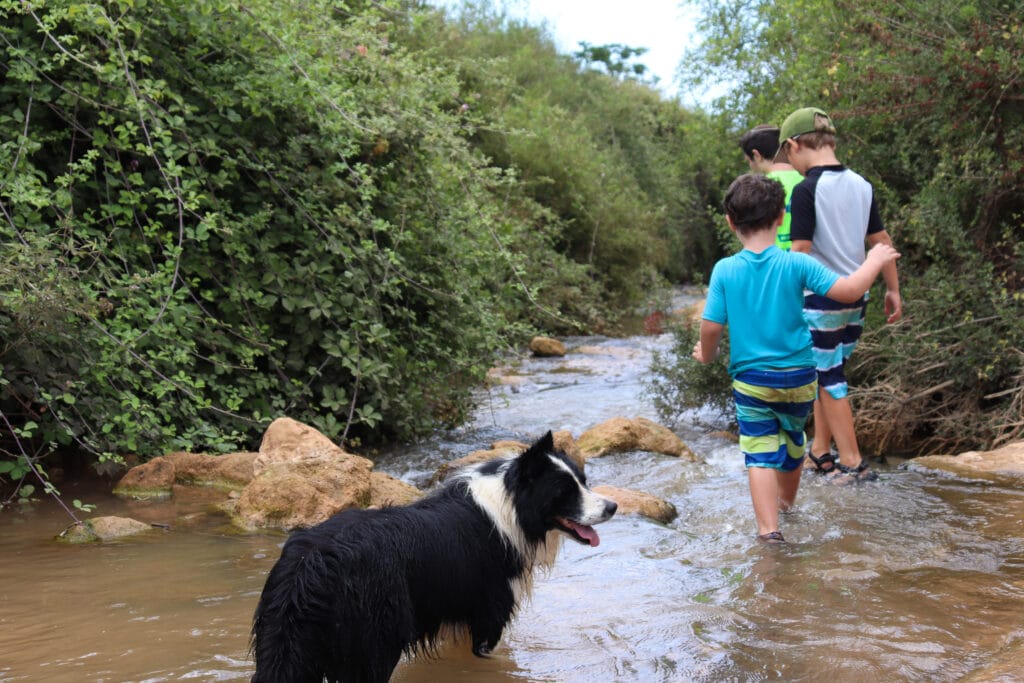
[809, 398, 833, 457]
[777, 467, 803, 511]
[818, 392, 862, 467]
[748, 467, 781, 536]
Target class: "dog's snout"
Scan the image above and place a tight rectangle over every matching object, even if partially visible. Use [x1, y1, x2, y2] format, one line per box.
[604, 499, 617, 518]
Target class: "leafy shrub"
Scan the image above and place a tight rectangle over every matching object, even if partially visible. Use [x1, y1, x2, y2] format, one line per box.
[645, 320, 734, 429]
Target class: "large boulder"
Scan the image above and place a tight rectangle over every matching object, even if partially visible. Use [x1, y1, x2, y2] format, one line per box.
[908, 441, 1024, 486]
[113, 451, 259, 499]
[593, 485, 677, 524]
[254, 416, 346, 474]
[232, 453, 375, 531]
[577, 417, 698, 461]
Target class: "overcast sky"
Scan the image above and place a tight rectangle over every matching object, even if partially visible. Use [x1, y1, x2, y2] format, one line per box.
[431, 1, 705, 102]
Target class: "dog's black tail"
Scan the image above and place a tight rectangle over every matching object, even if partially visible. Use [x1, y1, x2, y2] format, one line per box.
[250, 537, 337, 683]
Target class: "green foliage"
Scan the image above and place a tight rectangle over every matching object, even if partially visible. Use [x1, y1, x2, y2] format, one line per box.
[0, 0, 533, 461]
[417, 6, 728, 315]
[666, 0, 1024, 453]
[645, 321, 734, 428]
[0, 0, 721, 476]
[850, 265, 1024, 455]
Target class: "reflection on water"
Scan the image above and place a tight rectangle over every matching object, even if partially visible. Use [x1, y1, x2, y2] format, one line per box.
[2, 322, 1024, 682]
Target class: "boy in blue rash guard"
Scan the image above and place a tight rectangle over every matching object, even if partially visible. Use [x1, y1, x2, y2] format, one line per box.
[692, 174, 900, 543]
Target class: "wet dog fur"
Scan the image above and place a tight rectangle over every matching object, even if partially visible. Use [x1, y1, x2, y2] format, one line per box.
[250, 431, 616, 683]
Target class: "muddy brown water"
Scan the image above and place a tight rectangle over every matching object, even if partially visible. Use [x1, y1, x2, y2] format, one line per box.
[2, 326, 1024, 682]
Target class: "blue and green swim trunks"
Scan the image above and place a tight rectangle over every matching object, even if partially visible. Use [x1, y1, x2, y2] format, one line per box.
[733, 367, 818, 471]
[803, 293, 869, 399]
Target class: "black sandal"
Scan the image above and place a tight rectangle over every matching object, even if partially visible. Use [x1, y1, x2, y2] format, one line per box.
[807, 448, 838, 474]
[757, 531, 786, 544]
[825, 459, 878, 484]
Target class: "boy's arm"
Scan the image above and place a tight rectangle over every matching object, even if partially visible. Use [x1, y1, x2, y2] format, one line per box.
[866, 230, 902, 323]
[826, 243, 900, 303]
[692, 320, 724, 364]
[791, 239, 812, 254]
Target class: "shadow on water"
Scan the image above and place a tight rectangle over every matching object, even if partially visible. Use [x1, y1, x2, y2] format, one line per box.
[3, 303, 1024, 681]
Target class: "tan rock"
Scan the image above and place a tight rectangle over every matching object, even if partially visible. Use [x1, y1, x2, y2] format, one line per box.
[909, 441, 1024, 486]
[164, 451, 258, 489]
[593, 485, 677, 524]
[577, 417, 698, 461]
[58, 516, 154, 543]
[233, 453, 374, 531]
[113, 456, 176, 499]
[486, 367, 527, 387]
[529, 336, 566, 357]
[430, 443, 524, 485]
[255, 416, 348, 474]
[369, 471, 423, 508]
[431, 430, 585, 484]
[672, 300, 705, 326]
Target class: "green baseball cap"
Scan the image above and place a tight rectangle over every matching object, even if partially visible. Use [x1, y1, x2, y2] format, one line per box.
[779, 107, 836, 141]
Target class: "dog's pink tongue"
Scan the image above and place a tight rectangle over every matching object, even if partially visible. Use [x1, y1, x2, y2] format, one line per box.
[568, 521, 600, 547]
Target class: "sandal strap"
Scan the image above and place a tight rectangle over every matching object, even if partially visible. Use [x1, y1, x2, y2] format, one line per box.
[758, 531, 786, 543]
[807, 450, 837, 470]
[836, 459, 869, 474]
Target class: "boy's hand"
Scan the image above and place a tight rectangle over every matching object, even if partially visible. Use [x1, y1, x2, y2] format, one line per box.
[884, 290, 903, 323]
[692, 340, 710, 364]
[866, 242, 900, 265]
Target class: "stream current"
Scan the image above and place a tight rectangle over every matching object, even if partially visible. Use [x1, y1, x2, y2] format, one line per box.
[2, 316, 1023, 682]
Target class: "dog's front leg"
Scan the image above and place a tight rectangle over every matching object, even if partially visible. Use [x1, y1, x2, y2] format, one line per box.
[470, 619, 505, 658]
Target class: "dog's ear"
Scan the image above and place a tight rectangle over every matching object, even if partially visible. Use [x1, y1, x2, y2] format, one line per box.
[517, 431, 555, 476]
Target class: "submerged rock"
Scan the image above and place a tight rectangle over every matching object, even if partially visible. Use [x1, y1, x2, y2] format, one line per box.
[369, 471, 423, 508]
[592, 485, 677, 524]
[58, 516, 156, 543]
[908, 441, 1024, 486]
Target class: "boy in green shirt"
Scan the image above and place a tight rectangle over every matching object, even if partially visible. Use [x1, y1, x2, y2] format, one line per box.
[740, 124, 803, 250]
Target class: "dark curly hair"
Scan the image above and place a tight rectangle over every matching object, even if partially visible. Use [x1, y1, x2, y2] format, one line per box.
[723, 174, 785, 235]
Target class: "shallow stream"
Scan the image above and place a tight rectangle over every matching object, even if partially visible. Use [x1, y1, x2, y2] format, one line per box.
[2, 318, 1023, 682]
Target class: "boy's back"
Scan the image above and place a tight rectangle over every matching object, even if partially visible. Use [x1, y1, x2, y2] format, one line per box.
[703, 247, 837, 375]
[790, 165, 884, 277]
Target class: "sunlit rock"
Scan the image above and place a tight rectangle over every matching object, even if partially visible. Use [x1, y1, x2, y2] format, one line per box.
[254, 416, 347, 474]
[485, 367, 527, 387]
[908, 440, 1024, 486]
[593, 485, 677, 523]
[577, 417, 698, 461]
[529, 336, 566, 357]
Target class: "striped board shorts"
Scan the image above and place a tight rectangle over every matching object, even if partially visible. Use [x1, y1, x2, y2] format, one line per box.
[803, 293, 869, 400]
[733, 367, 818, 471]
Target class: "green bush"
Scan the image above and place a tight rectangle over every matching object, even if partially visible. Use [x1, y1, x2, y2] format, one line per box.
[645, 320, 734, 429]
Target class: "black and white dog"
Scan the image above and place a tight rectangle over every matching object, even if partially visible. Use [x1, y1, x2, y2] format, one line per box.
[250, 431, 616, 683]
